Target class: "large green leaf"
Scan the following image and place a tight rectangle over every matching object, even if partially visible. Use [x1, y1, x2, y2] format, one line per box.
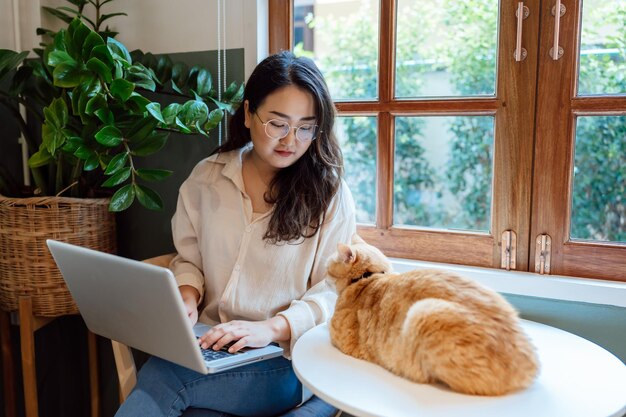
[94, 107, 114, 124]
[72, 76, 102, 120]
[127, 117, 158, 142]
[85, 93, 107, 115]
[171, 62, 188, 89]
[109, 184, 135, 211]
[104, 152, 128, 175]
[174, 117, 192, 134]
[86, 57, 112, 82]
[74, 145, 96, 160]
[126, 92, 151, 113]
[135, 168, 172, 182]
[179, 100, 209, 126]
[28, 148, 53, 168]
[161, 103, 181, 125]
[135, 184, 163, 210]
[47, 50, 75, 67]
[195, 68, 212, 96]
[102, 167, 131, 187]
[107, 37, 132, 65]
[110, 78, 134, 102]
[83, 153, 99, 171]
[204, 109, 224, 131]
[41, 122, 67, 155]
[62, 136, 84, 153]
[51, 29, 68, 56]
[52, 60, 84, 87]
[95, 125, 123, 147]
[154, 54, 173, 84]
[67, 18, 91, 59]
[208, 96, 234, 113]
[99, 12, 128, 25]
[223, 81, 244, 102]
[146, 102, 165, 123]
[82, 31, 105, 58]
[43, 97, 69, 128]
[90, 44, 115, 68]
[131, 131, 169, 156]
[127, 64, 157, 90]
[41, 6, 74, 25]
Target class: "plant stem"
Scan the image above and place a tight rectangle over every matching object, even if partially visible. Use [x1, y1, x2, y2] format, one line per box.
[70, 159, 83, 197]
[30, 167, 47, 195]
[55, 153, 64, 195]
[95, 0, 101, 32]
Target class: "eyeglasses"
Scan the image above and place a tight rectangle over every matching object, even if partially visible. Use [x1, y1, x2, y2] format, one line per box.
[254, 113, 319, 142]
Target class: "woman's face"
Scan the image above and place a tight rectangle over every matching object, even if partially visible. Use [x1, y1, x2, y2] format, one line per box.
[244, 85, 316, 173]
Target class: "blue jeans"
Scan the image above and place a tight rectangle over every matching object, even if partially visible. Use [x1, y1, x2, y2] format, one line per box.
[115, 356, 303, 417]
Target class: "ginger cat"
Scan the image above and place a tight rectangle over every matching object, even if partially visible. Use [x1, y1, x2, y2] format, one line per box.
[327, 235, 539, 396]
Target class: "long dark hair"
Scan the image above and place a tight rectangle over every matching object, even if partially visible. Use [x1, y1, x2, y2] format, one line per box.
[214, 51, 343, 243]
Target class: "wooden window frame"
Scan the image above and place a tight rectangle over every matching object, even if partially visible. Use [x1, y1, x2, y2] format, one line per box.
[268, 0, 625, 281]
[531, 0, 626, 280]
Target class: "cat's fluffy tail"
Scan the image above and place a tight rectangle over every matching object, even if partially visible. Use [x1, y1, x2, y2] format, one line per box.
[398, 298, 539, 396]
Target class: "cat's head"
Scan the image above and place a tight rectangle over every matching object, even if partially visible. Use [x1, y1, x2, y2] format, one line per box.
[327, 234, 392, 293]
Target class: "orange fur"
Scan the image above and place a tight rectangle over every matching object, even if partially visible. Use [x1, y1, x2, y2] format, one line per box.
[327, 234, 539, 396]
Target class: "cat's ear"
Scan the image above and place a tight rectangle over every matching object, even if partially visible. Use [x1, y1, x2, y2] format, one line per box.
[337, 243, 355, 264]
[351, 233, 366, 245]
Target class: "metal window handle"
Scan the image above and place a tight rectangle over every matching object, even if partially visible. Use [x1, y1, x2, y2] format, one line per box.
[550, 0, 566, 60]
[514, 2, 529, 62]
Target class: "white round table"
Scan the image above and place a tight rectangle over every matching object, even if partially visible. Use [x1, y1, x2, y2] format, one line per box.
[292, 321, 626, 417]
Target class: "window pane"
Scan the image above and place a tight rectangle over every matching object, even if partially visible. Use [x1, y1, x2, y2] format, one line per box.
[395, 0, 498, 98]
[578, 0, 626, 96]
[394, 116, 493, 231]
[336, 116, 376, 224]
[293, 0, 379, 100]
[571, 116, 625, 242]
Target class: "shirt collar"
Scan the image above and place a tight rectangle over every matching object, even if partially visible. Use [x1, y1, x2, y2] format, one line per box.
[219, 144, 252, 194]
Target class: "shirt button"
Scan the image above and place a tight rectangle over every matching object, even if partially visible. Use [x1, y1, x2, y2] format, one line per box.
[234, 265, 240, 272]
[246, 226, 252, 232]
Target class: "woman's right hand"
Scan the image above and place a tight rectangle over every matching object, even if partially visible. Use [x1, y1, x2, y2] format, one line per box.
[179, 285, 200, 325]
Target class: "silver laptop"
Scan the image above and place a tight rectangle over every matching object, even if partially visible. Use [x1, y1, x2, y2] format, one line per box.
[47, 239, 283, 374]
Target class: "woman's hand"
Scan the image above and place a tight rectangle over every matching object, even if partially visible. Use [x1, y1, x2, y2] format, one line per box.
[179, 285, 200, 325]
[198, 316, 291, 353]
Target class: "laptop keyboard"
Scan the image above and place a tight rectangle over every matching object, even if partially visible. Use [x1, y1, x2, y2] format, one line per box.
[200, 347, 235, 361]
[197, 340, 241, 361]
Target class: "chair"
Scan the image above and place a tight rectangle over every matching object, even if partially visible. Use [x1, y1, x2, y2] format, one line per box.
[111, 253, 341, 417]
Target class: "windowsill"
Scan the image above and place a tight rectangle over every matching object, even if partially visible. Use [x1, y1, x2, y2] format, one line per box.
[390, 258, 626, 308]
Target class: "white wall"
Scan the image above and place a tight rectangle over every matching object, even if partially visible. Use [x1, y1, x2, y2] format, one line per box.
[0, 0, 42, 51]
[1, 0, 267, 79]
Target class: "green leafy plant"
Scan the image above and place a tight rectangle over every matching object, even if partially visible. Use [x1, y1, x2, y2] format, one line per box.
[0, 18, 242, 211]
[37, 0, 126, 45]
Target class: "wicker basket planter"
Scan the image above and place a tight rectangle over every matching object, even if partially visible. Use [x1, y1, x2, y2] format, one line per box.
[0, 195, 116, 316]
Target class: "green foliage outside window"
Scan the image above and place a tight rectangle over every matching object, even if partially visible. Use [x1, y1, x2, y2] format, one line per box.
[297, 0, 624, 242]
[573, 2, 625, 242]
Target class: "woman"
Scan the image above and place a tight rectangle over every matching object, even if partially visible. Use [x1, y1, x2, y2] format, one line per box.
[115, 51, 356, 416]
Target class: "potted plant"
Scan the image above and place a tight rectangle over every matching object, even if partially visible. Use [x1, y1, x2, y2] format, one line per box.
[0, 17, 241, 316]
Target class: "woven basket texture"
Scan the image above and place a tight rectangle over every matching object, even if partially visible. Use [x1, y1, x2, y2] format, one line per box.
[0, 195, 116, 316]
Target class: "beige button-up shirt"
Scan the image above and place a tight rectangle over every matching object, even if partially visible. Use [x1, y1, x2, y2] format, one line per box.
[169, 146, 356, 355]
